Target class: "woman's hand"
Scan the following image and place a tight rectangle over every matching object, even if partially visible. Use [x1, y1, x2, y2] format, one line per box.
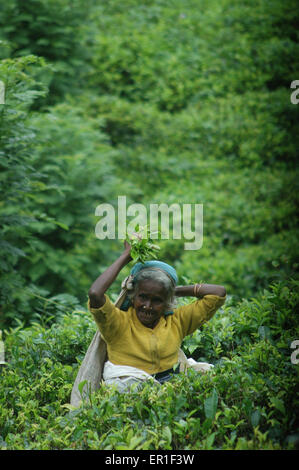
[123, 240, 132, 261]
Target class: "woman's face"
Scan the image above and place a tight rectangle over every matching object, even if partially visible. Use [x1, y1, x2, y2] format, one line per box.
[133, 279, 168, 329]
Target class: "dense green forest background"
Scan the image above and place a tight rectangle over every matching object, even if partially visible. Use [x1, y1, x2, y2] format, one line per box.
[0, 0, 298, 451]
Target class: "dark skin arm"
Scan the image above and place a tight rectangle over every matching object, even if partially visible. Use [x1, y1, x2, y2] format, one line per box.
[175, 284, 226, 298]
[88, 242, 132, 308]
[88, 242, 226, 308]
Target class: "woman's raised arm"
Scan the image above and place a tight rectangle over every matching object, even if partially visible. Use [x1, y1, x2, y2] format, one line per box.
[175, 283, 226, 298]
[88, 242, 132, 308]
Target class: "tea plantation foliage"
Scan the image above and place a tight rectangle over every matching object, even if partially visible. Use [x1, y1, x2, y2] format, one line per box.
[0, 0, 298, 450]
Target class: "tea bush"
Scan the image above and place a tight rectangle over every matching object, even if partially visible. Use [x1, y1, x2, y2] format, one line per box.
[1, 279, 298, 450]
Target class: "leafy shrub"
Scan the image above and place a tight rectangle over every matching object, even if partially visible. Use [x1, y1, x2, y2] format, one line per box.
[0, 0, 95, 104]
[0, 54, 49, 326]
[0, 55, 128, 327]
[0, 280, 298, 450]
[87, 0, 299, 110]
[2, 0, 298, 328]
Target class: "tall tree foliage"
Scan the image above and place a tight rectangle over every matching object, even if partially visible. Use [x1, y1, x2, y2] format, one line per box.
[0, 0, 298, 327]
[0, 0, 95, 104]
[0, 55, 48, 326]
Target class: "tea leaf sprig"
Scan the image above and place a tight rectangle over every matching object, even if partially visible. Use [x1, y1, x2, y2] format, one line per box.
[126, 224, 160, 264]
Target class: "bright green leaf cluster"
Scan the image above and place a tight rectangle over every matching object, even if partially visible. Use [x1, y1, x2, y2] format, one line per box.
[126, 224, 160, 264]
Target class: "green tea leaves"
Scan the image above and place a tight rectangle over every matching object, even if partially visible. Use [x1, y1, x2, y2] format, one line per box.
[126, 224, 160, 264]
[204, 388, 218, 421]
[250, 409, 261, 428]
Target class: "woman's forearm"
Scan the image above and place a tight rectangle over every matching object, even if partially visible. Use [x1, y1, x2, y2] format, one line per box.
[175, 283, 226, 298]
[88, 250, 131, 308]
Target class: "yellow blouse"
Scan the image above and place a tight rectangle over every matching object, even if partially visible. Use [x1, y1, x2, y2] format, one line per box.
[88, 294, 225, 375]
